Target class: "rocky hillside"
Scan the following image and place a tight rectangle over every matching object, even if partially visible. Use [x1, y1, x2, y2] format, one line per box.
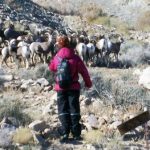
[0, 0, 71, 33]
[32, 0, 150, 26]
[0, 1, 150, 149]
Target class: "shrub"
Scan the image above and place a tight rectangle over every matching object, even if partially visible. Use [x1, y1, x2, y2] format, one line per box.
[89, 73, 148, 107]
[110, 18, 129, 35]
[17, 64, 54, 84]
[79, 2, 104, 22]
[136, 10, 150, 31]
[12, 127, 34, 145]
[120, 40, 150, 67]
[0, 97, 32, 126]
[84, 130, 106, 146]
[90, 16, 111, 26]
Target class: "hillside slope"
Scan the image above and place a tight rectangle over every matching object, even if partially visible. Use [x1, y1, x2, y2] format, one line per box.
[32, 0, 150, 26]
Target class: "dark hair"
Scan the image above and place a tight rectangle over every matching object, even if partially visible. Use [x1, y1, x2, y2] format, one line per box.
[56, 35, 70, 47]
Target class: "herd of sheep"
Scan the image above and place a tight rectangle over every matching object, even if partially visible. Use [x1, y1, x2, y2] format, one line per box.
[0, 24, 124, 69]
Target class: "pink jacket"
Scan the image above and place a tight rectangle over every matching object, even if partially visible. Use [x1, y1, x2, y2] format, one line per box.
[49, 47, 92, 91]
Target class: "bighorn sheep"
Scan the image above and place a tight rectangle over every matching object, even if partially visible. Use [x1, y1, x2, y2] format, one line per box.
[4, 25, 28, 40]
[29, 32, 53, 64]
[103, 36, 124, 66]
[1, 39, 30, 69]
[96, 35, 107, 59]
[1, 39, 18, 67]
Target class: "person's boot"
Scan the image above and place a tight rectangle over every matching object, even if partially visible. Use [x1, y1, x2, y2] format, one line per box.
[59, 134, 69, 143]
[73, 135, 83, 141]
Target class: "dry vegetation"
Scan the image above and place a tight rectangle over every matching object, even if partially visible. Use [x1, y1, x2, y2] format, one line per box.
[12, 127, 34, 144]
[0, 0, 149, 149]
[136, 10, 150, 31]
[0, 91, 32, 126]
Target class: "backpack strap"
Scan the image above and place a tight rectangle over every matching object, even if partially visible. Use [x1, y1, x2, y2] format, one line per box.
[56, 55, 62, 63]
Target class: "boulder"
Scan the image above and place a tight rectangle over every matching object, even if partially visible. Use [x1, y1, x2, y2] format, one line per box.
[0, 75, 13, 81]
[139, 67, 150, 90]
[87, 114, 99, 129]
[29, 120, 49, 132]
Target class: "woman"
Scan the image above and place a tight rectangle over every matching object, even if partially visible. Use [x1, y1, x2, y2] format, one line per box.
[49, 35, 92, 142]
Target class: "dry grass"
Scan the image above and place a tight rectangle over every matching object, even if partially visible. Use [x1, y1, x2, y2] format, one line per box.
[89, 67, 149, 107]
[12, 127, 34, 144]
[16, 64, 54, 83]
[0, 90, 32, 126]
[136, 10, 150, 31]
[90, 16, 110, 26]
[83, 130, 106, 145]
[79, 2, 104, 22]
[110, 18, 129, 35]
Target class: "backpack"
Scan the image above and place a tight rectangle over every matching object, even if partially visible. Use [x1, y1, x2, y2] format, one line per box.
[56, 56, 72, 89]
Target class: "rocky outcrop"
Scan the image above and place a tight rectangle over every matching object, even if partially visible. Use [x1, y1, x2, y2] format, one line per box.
[0, 0, 69, 33]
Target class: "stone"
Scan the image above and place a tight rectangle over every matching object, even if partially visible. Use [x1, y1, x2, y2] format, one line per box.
[139, 67, 150, 90]
[31, 131, 46, 145]
[36, 78, 49, 87]
[0, 126, 16, 148]
[29, 120, 49, 132]
[87, 114, 99, 129]
[109, 121, 122, 130]
[0, 75, 13, 81]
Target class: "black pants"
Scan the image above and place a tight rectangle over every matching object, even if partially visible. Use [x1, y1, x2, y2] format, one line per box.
[57, 90, 81, 137]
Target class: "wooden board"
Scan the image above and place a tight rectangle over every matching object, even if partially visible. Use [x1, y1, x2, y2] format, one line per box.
[117, 111, 150, 135]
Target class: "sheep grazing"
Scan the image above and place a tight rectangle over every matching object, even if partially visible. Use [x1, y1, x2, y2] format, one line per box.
[29, 32, 53, 65]
[105, 36, 124, 62]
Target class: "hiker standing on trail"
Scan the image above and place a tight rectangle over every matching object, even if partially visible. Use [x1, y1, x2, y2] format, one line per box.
[49, 35, 92, 142]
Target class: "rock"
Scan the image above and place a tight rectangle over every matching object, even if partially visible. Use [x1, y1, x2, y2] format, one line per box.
[139, 67, 150, 90]
[0, 75, 13, 81]
[0, 126, 16, 148]
[43, 128, 51, 134]
[42, 104, 56, 115]
[20, 79, 35, 91]
[0, 117, 12, 125]
[31, 131, 46, 145]
[86, 144, 97, 150]
[133, 69, 141, 76]
[109, 121, 122, 130]
[36, 78, 49, 87]
[50, 93, 57, 101]
[98, 117, 107, 127]
[83, 123, 92, 131]
[20, 83, 28, 90]
[43, 85, 53, 92]
[81, 98, 92, 106]
[87, 114, 99, 129]
[29, 84, 43, 94]
[29, 120, 49, 132]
